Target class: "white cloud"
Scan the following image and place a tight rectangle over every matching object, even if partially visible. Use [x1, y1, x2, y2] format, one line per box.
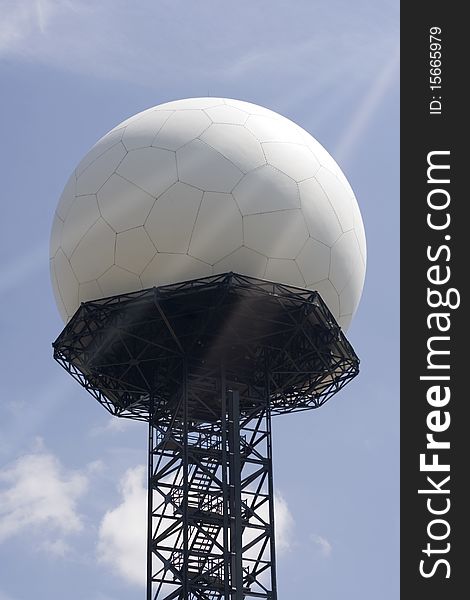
[274, 491, 294, 554]
[97, 466, 147, 587]
[312, 533, 333, 558]
[0, 448, 88, 544]
[0, 0, 64, 54]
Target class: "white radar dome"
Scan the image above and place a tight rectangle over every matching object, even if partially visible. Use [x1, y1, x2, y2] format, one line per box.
[50, 97, 366, 330]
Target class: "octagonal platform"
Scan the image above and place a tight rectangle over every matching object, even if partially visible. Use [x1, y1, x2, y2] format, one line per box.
[53, 272, 359, 421]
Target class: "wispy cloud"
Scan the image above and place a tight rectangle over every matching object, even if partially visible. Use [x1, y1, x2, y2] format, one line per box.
[0, 445, 88, 544]
[39, 537, 73, 557]
[333, 45, 399, 163]
[35, 0, 52, 33]
[1, 1, 398, 109]
[89, 416, 133, 437]
[0, 1, 35, 53]
[0, 0, 65, 53]
[311, 533, 333, 558]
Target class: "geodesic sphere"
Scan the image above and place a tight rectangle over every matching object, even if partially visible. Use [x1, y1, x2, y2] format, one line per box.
[50, 97, 366, 330]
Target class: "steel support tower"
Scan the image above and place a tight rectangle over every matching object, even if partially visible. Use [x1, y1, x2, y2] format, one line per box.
[53, 272, 359, 600]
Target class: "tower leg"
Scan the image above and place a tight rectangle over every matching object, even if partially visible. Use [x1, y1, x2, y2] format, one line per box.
[228, 390, 243, 599]
[147, 395, 155, 600]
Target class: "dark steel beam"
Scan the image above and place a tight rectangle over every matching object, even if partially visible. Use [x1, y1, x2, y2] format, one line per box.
[228, 390, 243, 599]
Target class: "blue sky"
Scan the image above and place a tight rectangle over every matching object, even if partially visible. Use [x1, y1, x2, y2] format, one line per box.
[0, 1, 399, 599]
